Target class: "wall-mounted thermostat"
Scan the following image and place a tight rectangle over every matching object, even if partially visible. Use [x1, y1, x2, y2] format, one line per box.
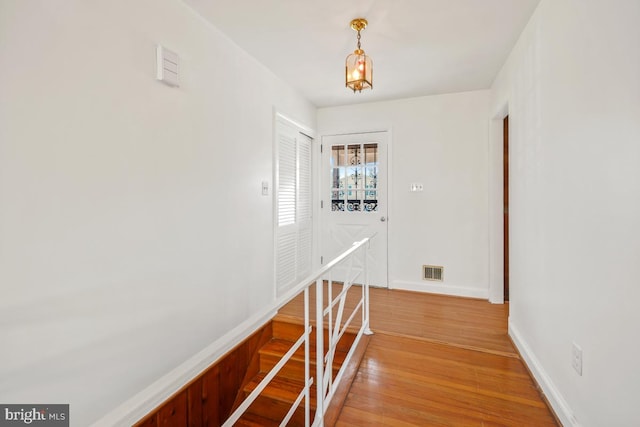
[156, 45, 179, 87]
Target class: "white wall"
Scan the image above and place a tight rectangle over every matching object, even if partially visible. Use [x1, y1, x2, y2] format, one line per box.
[490, 0, 640, 425]
[318, 91, 491, 298]
[0, 0, 315, 425]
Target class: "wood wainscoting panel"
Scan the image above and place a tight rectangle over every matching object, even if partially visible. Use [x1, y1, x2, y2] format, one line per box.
[157, 390, 187, 426]
[133, 322, 271, 427]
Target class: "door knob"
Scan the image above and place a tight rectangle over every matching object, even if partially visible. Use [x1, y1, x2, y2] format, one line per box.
[380, 216, 386, 222]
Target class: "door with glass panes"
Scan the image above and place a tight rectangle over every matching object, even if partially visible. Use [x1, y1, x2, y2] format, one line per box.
[321, 131, 388, 287]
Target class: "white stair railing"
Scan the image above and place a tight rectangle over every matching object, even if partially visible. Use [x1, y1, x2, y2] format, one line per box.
[222, 236, 374, 427]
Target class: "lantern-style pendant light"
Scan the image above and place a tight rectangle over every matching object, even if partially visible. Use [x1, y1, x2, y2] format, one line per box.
[346, 18, 373, 92]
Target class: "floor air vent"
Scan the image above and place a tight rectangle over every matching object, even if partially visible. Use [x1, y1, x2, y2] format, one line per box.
[423, 265, 444, 282]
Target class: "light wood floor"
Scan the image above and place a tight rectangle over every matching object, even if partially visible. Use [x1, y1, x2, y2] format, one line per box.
[279, 286, 559, 426]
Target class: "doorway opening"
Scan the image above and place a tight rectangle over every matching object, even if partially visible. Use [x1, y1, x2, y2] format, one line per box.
[503, 115, 509, 302]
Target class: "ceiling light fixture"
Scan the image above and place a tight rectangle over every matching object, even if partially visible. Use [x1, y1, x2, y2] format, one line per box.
[345, 18, 372, 93]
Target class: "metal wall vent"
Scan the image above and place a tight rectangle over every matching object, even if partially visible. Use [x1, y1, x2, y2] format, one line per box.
[423, 265, 444, 282]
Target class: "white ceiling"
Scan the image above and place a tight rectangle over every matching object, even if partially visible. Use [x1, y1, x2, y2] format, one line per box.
[182, 0, 540, 108]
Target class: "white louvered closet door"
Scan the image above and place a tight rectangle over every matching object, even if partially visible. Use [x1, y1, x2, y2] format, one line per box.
[275, 120, 313, 295]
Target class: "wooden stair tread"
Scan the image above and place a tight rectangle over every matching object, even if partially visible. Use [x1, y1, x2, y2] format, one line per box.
[260, 338, 348, 366]
[273, 314, 362, 335]
[234, 411, 280, 427]
[271, 320, 359, 354]
[272, 313, 307, 325]
[244, 373, 317, 409]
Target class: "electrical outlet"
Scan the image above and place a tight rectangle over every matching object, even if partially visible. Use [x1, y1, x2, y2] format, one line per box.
[572, 342, 583, 376]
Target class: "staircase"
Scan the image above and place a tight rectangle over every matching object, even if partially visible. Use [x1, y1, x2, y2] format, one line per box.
[233, 314, 358, 426]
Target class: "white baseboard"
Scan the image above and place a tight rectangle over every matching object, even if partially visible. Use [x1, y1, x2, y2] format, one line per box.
[509, 321, 581, 427]
[390, 280, 488, 299]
